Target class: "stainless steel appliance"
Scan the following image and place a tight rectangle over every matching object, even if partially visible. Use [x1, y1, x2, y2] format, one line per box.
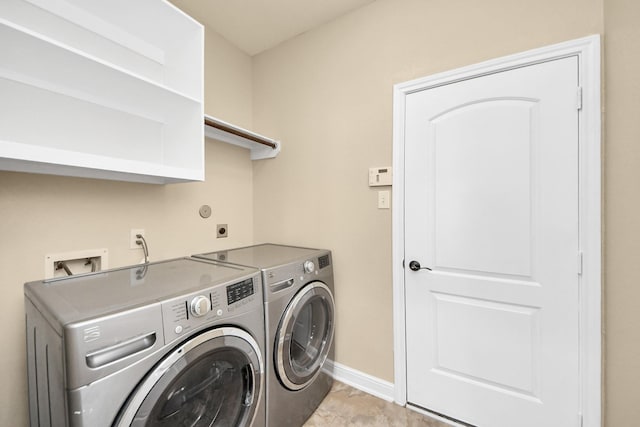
[25, 257, 266, 427]
[194, 244, 335, 427]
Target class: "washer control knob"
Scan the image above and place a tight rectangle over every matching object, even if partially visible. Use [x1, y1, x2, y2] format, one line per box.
[190, 296, 211, 317]
[304, 260, 315, 274]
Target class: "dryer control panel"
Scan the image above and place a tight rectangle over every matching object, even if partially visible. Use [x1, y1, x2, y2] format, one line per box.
[264, 252, 333, 293]
[161, 275, 260, 344]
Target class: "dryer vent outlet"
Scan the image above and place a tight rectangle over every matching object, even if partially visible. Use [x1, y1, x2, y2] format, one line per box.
[217, 224, 228, 238]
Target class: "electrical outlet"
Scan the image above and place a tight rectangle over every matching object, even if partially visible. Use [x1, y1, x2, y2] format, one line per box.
[130, 229, 145, 249]
[217, 224, 228, 238]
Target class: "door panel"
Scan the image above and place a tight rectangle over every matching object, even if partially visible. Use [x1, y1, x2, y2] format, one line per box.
[432, 292, 540, 396]
[405, 57, 579, 427]
[432, 100, 535, 276]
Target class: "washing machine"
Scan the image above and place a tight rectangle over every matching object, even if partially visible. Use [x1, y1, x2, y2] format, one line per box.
[194, 244, 335, 427]
[24, 257, 266, 427]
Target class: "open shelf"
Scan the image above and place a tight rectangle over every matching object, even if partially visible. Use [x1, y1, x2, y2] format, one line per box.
[204, 115, 281, 160]
[0, 1, 204, 184]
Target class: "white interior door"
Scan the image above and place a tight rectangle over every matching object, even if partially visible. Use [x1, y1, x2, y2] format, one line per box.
[404, 57, 580, 427]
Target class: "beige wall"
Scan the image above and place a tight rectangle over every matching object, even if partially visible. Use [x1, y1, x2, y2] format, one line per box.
[204, 26, 253, 129]
[252, 0, 603, 385]
[604, 0, 640, 425]
[0, 29, 254, 426]
[6, 0, 640, 425]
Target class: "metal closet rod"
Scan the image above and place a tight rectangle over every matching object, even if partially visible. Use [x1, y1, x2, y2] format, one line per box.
[204, 117, 277, 149]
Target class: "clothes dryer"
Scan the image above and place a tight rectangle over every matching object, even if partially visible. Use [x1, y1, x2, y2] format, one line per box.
[25, 257, 265, 427]
[194, 244, 335, 427]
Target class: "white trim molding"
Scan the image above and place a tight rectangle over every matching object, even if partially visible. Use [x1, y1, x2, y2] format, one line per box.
[392, 35, 601, 427]
[324, 360, 395, 402]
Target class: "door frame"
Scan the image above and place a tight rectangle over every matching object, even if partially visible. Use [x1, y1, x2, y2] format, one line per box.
[392, 35, 601, 427]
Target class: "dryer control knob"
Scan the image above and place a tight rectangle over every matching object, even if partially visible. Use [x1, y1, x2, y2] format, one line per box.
[304, 260, 316, 274]
[190, 296, 211, 317]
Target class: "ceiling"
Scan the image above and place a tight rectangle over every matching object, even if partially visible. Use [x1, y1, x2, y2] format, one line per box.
[169, 0, 376, 56]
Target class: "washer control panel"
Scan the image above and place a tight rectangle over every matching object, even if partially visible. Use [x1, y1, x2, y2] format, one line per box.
[161, 276, 257, 343]
[226, 278, 255, 305]
[303, 260, 315, 274]
[190, 295, 211, 317]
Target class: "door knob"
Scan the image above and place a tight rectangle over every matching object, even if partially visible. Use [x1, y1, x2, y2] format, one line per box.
[409, 260, 431, 271]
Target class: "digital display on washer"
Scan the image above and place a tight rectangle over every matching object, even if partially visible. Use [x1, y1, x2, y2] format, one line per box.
[226, 278, 254, 305]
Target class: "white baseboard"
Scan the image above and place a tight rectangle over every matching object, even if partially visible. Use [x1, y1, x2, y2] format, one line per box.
[323, 360, 467, 427]
[323, 360, 395, 402]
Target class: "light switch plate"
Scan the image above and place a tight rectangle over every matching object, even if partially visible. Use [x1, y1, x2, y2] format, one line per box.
[378, 190, 390, 209]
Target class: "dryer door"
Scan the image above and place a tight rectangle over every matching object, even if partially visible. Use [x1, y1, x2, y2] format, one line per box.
[275, 281, 335, 390]
[115, 327, 263, 427]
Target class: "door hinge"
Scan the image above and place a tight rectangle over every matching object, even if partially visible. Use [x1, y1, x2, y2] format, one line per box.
[577, 86, 583, 110]
[577, 251, 583, 275]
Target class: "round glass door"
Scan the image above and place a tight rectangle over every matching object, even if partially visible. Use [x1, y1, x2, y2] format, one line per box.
[275, 281, 335, 390]
[116, 327, 263, 427]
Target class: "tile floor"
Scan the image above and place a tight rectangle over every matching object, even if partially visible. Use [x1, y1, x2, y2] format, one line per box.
[303, 381, 451, 427]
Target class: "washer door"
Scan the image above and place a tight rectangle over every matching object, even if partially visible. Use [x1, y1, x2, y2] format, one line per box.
[275, 281, 335, 391]
[116, 327, 263, 427]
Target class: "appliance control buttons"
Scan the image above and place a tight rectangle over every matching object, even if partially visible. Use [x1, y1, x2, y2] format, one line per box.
[175, 325, 183, 334]
[303, 260, 315, 274]
[190, 295, 211, 317]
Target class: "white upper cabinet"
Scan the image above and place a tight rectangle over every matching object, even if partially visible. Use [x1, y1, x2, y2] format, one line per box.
[0, 0, 204, 183]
